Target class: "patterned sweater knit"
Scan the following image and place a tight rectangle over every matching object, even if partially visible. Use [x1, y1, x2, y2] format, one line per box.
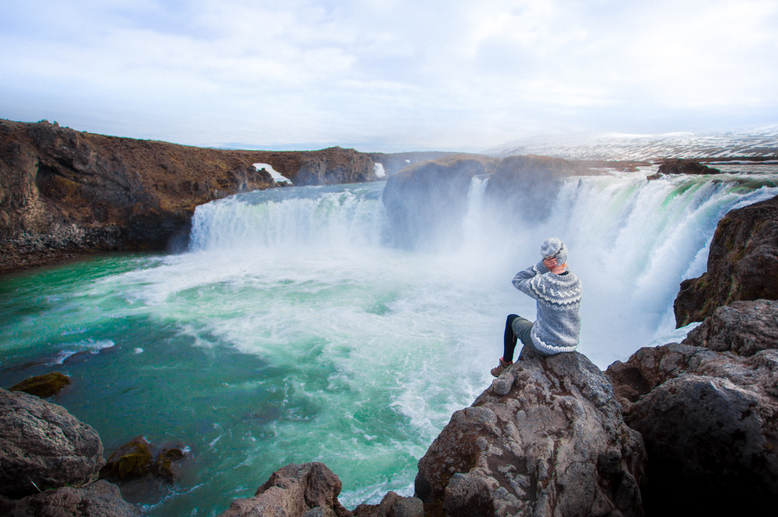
[512, 261, 582, 355]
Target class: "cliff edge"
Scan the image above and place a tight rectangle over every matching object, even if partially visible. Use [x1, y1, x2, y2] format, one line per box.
[0, 119, 376, 273]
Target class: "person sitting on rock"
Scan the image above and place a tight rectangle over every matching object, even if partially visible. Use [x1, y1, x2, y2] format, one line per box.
[491, 238, 582, 377]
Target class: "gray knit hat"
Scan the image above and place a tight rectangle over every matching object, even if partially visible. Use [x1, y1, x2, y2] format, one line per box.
[540, 237, 568, 265]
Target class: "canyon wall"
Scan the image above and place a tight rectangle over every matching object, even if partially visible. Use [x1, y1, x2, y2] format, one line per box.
[0, 119, 377, 273]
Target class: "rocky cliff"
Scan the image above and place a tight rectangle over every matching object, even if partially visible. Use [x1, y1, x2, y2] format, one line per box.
[605, 302, 778, 516]
[0, 119, 377, 274]
[673, 193, 778, 326]
[607, 192, 778, 516]
[381, 154, 596, 248]
[415, 352, 645, 517]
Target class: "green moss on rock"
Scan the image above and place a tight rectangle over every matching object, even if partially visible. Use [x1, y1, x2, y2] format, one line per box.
[9, 372, 70, 398]
[101, 436, 154, 480]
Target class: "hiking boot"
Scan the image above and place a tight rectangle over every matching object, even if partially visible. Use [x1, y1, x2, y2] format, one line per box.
[490, 357, 513, 377]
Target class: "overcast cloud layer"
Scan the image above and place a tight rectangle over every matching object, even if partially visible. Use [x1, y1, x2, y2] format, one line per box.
[1, 0, 777, 151]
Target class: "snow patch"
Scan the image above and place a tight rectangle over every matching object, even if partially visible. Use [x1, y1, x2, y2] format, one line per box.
[253, 163, 292, 184]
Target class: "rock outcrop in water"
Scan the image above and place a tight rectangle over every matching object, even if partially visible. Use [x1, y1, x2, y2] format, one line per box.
[415, 351, 645, 517]
[217, 462, 354, 517]
[656, 158, 720, 176]
[381, 154, 499, 248]
[484, 155, 596, 224]
[674, 193, 778, 326]
[381, 154, 595, 248]
[0, 119, 377, 274]
[9, 372, 70, 398]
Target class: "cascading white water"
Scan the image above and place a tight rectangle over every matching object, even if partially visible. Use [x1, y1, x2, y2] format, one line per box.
[2, 171, 775, 517]
[184, 172, 777, 366]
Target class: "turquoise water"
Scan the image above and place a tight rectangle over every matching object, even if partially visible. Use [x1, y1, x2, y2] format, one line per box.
[1, 175, 776, 516]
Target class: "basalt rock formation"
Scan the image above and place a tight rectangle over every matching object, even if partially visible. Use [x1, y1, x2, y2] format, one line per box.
[605, 300, 778, 516]
[674, 193, 778, 326]
[415, 351, 646, 517]
[381, 154, 595, 248]
[0, 119, 377, 274]
[484, 155, 596, 224]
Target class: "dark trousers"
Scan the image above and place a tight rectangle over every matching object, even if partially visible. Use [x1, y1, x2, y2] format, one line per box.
[504, 314, 534, 363]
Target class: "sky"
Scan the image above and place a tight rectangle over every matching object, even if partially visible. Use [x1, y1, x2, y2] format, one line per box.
[1, 0, 777, 152]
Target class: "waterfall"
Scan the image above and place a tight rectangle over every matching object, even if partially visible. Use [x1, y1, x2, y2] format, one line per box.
[6, 172, 770, 516]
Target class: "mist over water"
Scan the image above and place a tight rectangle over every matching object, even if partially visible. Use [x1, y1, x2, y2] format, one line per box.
[1, 172, 776, 516]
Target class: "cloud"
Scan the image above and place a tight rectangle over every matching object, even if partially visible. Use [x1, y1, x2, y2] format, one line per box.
[0, 0, 776, 151]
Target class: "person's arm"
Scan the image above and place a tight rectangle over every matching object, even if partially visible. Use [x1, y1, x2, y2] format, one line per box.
[512, 260, 550, 299]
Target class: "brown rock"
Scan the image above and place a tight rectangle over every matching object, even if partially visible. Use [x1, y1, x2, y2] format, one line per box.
[656, 159, 720, 175]
[682, 299, 778, 356]
[0, 388, 105, 499]
[100, 436, 154, 481]
[674, 193, 778, 326]
[605, 305, 778, 516]
[416, 351, 646, 517]
[352, 491, 422, 517]
[218, 462, 351, 517]
[100, 436, 189, 485]
[0, 480, 141, 517]
[9, 372, 70, 398]
[0, 119, 377, 274]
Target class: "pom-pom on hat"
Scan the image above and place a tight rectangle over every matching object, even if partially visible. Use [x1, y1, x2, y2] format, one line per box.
[540, 237, 568, 265]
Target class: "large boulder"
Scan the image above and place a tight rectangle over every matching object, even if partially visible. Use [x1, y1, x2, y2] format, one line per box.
[415, 351, 646, 517]
[0, 480, 141, 517]
[0, 388, 105, 499]
[674, 193, 778, 326]
[682, 299, 778, 356]
[218, 462, 351, 517]
[605, 301, 778, 516]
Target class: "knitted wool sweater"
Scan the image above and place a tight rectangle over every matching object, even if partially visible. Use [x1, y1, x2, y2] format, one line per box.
[512, 260, 582, 355]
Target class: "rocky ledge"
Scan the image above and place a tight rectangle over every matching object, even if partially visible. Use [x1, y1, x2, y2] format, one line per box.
[0, 119, 378, 274]
[606, 300, 778, 516]
[416, 351, 645, 517]
[674, 193, 778, 326]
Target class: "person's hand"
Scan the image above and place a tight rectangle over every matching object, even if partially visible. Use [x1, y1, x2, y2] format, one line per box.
[543, 257, 557, 269]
